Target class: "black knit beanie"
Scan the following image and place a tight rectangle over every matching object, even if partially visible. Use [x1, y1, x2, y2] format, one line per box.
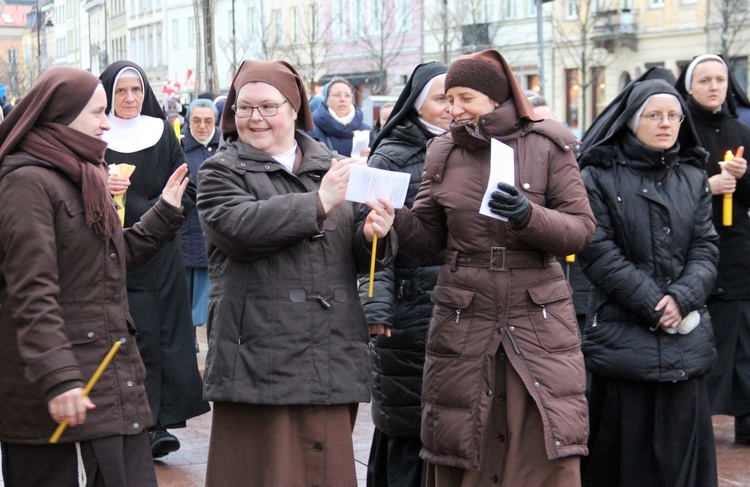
[445, 58, 510, 104]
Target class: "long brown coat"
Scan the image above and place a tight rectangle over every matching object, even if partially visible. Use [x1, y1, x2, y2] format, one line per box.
[0, 153, 185, 444]
[394, 105, 595, 470]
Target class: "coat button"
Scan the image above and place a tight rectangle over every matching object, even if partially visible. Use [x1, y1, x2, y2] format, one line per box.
[564, 145, 570, 150]
[678, 370, 686, 377]
[642, 188, 648, 193]
[133, 423, 140, 430]
[523, 183, 530, 189]
[555, 440, 561, 446]
[498, 393, 507, 401]
[208, 147, 213, 152]
[265, 165, 271, 169]
[127, 381, 134, 387]
[509, 326, 515, 331]
[435, 174, 441, 179]
[240, 162, 246, 167]
[487, 389, 493, 397]
[314, 443, 324, 452]
[113, 294, 120, 301]
[110, 252, 117, 260]
[496, 433, 506, 442]
[534, 381, 540, 387]
[87, 332, 95, 338]
[663, 227, 670, 234]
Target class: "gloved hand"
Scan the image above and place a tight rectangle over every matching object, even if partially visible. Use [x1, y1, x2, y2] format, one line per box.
[488, 182, 531, 225]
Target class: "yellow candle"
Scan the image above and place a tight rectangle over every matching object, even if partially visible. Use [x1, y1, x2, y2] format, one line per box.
[173, 118, 181, 138]
[565, 254, 575, 263]
[49, 339, 123, 443]
[723, 150, 733, 227]
[368, 234, 377, 298]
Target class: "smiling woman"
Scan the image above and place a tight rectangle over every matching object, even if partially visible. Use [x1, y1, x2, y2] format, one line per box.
[196, 59, 396, 486]
[0, 65, 190, 487]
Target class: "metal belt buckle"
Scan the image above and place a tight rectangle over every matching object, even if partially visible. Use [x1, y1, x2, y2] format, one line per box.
[490, 247, 507, 271]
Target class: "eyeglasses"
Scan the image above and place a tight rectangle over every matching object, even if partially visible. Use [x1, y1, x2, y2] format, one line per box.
[640, 112, 685, 124]
[329, 93, 352, 99]
[232, 100, 288, 118]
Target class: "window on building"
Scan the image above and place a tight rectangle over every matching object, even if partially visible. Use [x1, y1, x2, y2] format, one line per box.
[398, 0, 411, 31]
[566, 0, 577, 19]
[352, 0, 362, 37]
[649, 0, 665, 8]
[156, 24, 163, 67]
[172, 19, 179, 48]
[309, 3, 319, 37]
[505, 0, 516, 19]
[273, 9, 281, 44]
[371, 0, 381, 32]
[591, 66, 606, 120]
[188, 16, 195, 46]
[7, 48, 17, 64]
[291, 7, 299, 43]
[333, 0, 346, 38]
[147, 27, 154, 68]
[565, 68, 580, 129]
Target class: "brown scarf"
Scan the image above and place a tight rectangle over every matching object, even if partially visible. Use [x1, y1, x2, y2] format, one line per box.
[0, 67, 120, 240]
[19, 124, 120, 239]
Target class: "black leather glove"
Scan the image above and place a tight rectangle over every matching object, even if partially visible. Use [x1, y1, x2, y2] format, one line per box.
[488, 182, 531, 225]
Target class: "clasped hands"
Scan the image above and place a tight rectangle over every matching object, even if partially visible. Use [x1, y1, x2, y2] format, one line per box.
[488, 182, 531, 225]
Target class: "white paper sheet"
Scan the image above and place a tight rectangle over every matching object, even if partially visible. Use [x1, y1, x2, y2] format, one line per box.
[479, 138, 516, 221]
[345, 165, 410, 209]
[351, 130, 371, 159]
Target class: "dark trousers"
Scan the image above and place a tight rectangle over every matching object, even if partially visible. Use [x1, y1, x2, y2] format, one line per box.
[367, 427, 426, 487]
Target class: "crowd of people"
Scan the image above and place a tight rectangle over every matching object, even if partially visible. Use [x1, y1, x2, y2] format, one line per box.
[0, 49, 748, 487]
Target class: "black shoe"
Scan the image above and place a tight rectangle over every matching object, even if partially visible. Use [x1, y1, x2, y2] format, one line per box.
[149, 429, 180, 458]
[735, 414, 750, 444]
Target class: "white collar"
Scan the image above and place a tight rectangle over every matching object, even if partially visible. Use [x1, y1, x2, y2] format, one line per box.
[103, 114, 165, 153]
[195, 126, 216, 146]
[328, 104, 356, 125]
[272, 142, 298, 173]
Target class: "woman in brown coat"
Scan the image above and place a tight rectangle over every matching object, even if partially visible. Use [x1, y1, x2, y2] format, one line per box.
[0, 66, 189, 486]
[393, 50, 595, 486]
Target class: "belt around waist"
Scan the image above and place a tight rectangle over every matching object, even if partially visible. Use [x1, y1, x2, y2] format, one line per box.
[447, 247, 551, 271]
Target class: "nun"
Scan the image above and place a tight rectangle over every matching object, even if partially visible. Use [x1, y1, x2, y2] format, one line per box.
[359, 61, 450, 487]
[100, 60, 210, 458]
[0, 66, 189, 486]
[578, 79, 719, 486]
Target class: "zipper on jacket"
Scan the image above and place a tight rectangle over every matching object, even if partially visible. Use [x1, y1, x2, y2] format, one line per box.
[398, 280, 405, 299]
[541, 305, 547, 319]
[455, 309, 461, 324]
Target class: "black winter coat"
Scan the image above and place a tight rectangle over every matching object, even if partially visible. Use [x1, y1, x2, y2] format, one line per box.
[359, 119, 444, 438]
[579, 138, 719, 382]
[180, 129, 221, 268]
[686, 97, 750, 299]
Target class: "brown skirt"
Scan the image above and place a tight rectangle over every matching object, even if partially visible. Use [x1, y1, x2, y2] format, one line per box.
[426, 350, 580, 487]
[205, 402, 359, 487]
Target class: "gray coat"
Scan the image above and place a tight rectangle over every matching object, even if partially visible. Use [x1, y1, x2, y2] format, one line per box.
[197, 132, 394, 405]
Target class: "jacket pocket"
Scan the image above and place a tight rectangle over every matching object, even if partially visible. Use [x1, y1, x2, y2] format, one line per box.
[526, 278, 580, 352]
[427, 284, 476, 357]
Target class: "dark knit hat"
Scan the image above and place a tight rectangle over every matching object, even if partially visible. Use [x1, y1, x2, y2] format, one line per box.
[445, 53, 510, 104]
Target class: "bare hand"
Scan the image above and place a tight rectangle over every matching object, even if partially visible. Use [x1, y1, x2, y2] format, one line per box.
[161, 163, 190, 207]
[319, 158, 361, 214]
[369, 323, 392, 337]
[656, 294, 682, 330]
[108, 174, 130, 196]
[363, 197, 395, 242]
[723, 146, 747, 179]
[709, 172, 736, 195]
[48, 388, 95, 427]
[360, 147, 371, 157]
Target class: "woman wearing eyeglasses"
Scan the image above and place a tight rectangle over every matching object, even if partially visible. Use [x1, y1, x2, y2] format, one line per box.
[578, 79, 719, 487]
[196, 59, 395, 486]
[308, 76, 372, 157]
